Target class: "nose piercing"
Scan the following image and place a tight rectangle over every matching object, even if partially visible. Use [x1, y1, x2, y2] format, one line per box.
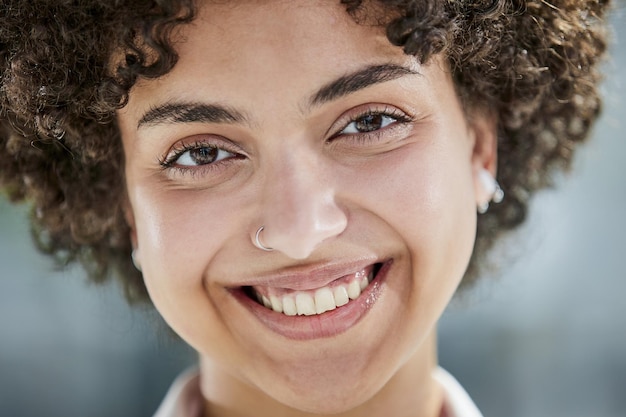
[254, 226, 273, 251]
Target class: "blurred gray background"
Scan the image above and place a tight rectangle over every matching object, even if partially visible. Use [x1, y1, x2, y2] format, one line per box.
[1, 8, 625, 417]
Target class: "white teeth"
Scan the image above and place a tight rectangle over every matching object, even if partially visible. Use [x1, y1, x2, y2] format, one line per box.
[253, 265, 379, 316]
[295, 293, 316, 316]
[282, 297, 297, 316]
[359, 274, 368, 291]
[262, 295, 272, 309]
[270, 295, 283, 313]
[333, 286, 349, 307]
[347, 280, 361, 300]
[314, 287, 337, 314]
[360, 269, 374, 290]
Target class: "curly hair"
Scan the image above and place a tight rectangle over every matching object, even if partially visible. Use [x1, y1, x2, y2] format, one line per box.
[0, 0, 610, 303]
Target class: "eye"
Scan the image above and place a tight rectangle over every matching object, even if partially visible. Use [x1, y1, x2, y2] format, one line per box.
[174, 145, 234, 167]
[340, 113, 398, 134]
[330, 107, 413, 144]
[159, 140, 240, 171]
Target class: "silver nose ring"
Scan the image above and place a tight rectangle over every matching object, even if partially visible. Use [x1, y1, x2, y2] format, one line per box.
[254, 226, 273, 251]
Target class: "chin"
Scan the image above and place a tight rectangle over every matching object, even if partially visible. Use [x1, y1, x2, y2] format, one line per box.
[252, 350, 396, 415]
[273, 383, 378, 415]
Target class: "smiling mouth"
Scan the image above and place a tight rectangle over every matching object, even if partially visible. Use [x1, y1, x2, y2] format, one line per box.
[243, 263, 383, 316]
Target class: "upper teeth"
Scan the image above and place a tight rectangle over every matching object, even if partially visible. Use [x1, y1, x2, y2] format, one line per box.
[253, 268, 374, 316]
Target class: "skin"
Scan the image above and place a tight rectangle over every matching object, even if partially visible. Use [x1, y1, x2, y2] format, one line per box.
[117, 1, 497, 416]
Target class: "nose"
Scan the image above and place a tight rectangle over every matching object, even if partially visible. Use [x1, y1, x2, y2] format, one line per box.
[254, 150, 347, 259]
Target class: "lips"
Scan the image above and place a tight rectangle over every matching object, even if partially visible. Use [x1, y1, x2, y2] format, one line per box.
[248, 264, 378, 316]
[233, 260, 391, 340]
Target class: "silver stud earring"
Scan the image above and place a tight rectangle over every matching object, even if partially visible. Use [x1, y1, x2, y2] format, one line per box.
[477, 169, 504, 214]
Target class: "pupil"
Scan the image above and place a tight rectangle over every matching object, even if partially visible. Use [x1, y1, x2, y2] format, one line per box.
[356, 114, 383, 132]
[190, 147, 218, 165]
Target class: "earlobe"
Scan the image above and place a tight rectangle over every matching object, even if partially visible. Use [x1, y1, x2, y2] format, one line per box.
[122, 195, 139, 251]
[123, 199, 143, 272]
[468, 112, 502, 213]
[131, 248, 142, 272]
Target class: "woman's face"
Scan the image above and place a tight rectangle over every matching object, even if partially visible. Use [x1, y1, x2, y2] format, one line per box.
[118, 0, 495, 413]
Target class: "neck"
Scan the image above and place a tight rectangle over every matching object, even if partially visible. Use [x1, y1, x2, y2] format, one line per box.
[199, 331, 443, 417]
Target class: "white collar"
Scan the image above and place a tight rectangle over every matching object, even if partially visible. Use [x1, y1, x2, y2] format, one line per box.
[152, 367, 203, 417]
[153, 367, 483, 417]
[433, 367, 484, 417]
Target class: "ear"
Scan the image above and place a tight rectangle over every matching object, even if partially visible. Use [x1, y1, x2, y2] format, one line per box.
[122, 195, 138, 250]
[468, 111, 498, 209]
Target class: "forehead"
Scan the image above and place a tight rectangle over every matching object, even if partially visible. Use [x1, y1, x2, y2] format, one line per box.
[124, 1, 416, 114]
[182, 1, 391, 61]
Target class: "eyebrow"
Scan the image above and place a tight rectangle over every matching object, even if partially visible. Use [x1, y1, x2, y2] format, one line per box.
[308, 63, 420, 108]
[136, 63, 419, 129]
[138, 103, 246, 129]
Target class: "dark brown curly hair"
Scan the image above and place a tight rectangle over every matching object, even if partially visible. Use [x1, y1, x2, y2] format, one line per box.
[0, 0, 610, 303]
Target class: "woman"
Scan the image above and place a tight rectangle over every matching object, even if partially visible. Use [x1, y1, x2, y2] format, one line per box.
[0, 1, 610, 416]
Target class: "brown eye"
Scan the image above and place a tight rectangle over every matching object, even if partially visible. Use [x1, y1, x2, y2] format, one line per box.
[175, 146, 234, 167]
[190, 147, 218, 164]
[341, 113, 396, 135]
[355, 114, 385, 132]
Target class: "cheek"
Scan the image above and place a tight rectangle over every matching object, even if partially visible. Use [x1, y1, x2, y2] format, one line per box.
[349, 138, 477, 276]
[365, 138, 474, 219]
[128, 184, 244, 349]
[129, 184, 240, 291]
